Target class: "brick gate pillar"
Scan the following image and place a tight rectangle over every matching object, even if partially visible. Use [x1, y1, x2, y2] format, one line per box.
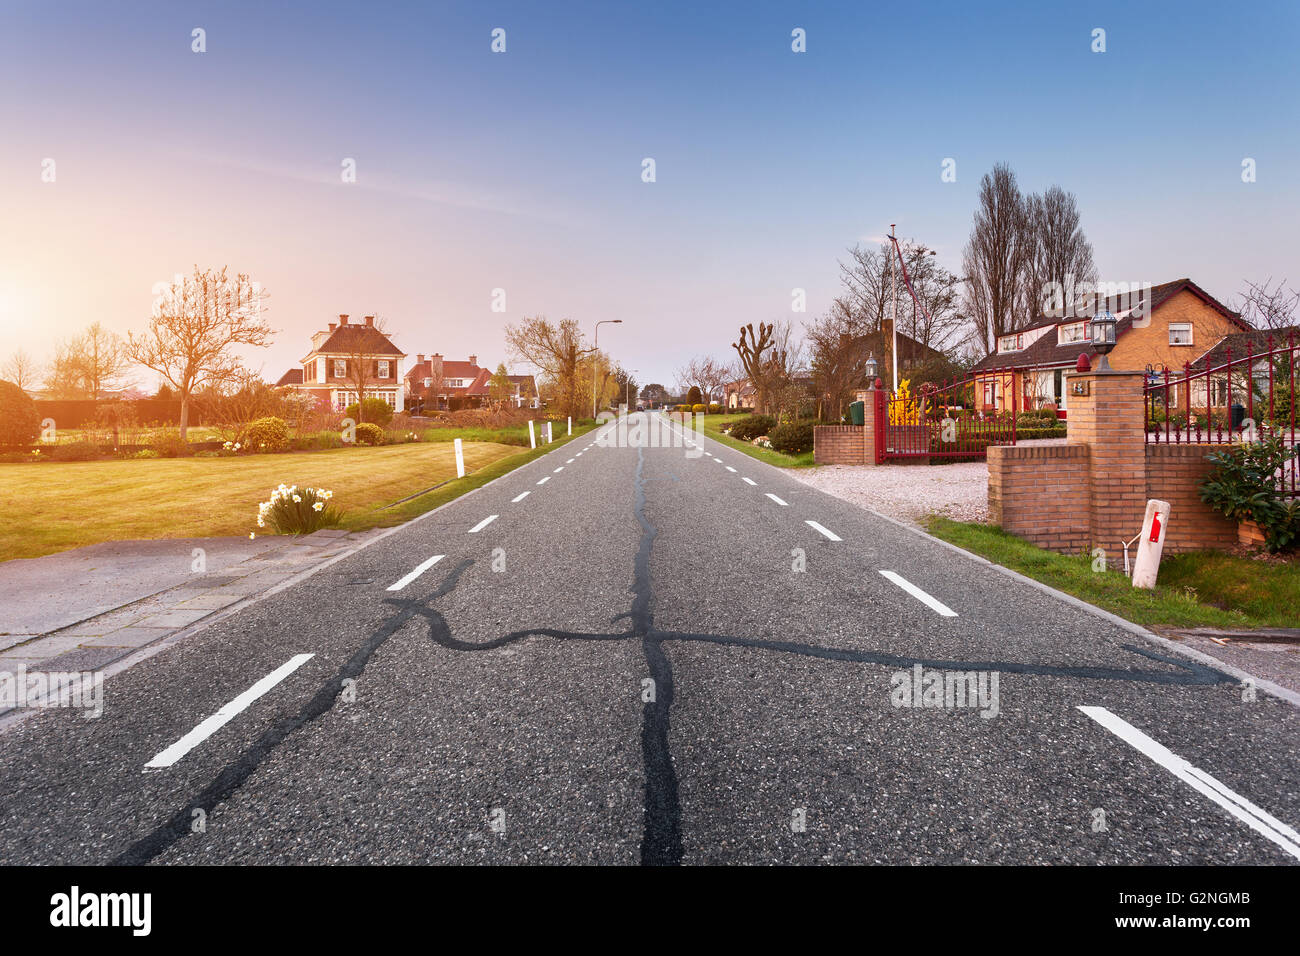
[1066, 369, 1147, 553]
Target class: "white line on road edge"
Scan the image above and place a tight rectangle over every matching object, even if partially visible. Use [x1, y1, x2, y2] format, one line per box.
[742, 477, 757, 485]
[386, 553, 445, 591]
[1078, 706, 1300, 861]
[511, 492, 530, 503]
[536, 476, 550, 485]
[806, 520, 842, 541]
[468, 515, 498, 533]
[878, 570, 958, 617]
[765, 493, 789, 506]
[144, 654, 315, 770]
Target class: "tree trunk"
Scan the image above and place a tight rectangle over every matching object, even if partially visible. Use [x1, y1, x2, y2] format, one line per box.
[179, 392, 190, 441]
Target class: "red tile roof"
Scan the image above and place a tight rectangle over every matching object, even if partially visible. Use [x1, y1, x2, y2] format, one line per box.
[308, 324, 405, 357]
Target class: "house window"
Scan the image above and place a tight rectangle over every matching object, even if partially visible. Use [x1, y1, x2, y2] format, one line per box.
[333, 359, 347, 378]
[378, 360, 390, 378]
[1057, 322, 1089, 345]
[423, 377, 432, 387]
[1169, 323, 1193, 346]
[997, 335, 1021, 353]
[445, 378, 466, 388]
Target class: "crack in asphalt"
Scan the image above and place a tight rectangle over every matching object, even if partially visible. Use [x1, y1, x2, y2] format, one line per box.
[114, 441, 1232, 866]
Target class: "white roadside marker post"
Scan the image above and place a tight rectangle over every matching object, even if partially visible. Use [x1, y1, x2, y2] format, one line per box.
[453, 437, 465, 478]
[546, 421, 553, 443]
[567, 416, 572, 436]
[1131, 499, 1171, 589]
[528, 420, 536, 449]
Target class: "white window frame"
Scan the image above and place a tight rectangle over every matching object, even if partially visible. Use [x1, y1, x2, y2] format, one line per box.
[1169, 323, 1194, 346]
[1057, 322, 1089, 346]
[378, 360, 390, 378]
[333, 359, 347, 378]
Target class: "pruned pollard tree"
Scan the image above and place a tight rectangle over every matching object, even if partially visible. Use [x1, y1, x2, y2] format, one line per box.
[128, 267, 272, 439]
[732, 322, 776, 413]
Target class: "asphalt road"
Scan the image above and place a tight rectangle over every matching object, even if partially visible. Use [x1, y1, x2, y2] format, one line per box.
[0, 413, 1297, 865]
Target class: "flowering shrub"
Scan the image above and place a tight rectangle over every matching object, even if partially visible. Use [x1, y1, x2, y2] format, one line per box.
[245, 417, 290, 452]
[752, 435, 773, 449]
[256, 484, 340, 535]
[221, 440, 244, 455]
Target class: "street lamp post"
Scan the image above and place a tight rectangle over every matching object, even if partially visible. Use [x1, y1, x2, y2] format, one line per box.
[593, 320, 622, 419]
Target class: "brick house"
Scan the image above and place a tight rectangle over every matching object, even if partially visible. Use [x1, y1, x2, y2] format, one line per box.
[277, 314, 407, 412]
[506, 374, 540, 409]
[970, 278, 1250, 417]
[404, 354, 492, 413]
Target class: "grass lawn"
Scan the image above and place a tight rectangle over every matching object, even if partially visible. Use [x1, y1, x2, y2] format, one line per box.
[0, 425, 595, 562]
[689, 412, 816, 468]
[925, 516, 1300, 631]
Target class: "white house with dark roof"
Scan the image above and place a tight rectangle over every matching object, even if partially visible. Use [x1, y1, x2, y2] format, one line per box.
[277, 314, 407, 412]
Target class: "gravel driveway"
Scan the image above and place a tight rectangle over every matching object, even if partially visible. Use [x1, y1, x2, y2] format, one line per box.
[786, 439, 1066, 527]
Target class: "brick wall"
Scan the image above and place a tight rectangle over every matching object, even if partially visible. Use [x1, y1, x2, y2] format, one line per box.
[988, 444, 1091, 552]
[1145, 444, 1237, 552]
[813, 425, 865, 465]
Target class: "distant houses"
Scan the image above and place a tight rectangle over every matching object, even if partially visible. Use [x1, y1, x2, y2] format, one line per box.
[277, 316, 538, 415]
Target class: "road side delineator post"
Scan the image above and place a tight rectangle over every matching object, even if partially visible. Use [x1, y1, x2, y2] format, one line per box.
[545, 421, 553, 443]
[567, 416, 572, 436]
[1129, 499, 1171, 589]
[453, 437, 466, 478]
[528, 420, 536, 449]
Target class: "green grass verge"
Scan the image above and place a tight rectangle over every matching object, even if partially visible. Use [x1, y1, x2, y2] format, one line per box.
[924, 516, 1300, 631]
[342, 423, 598, 529]
[0, 424, 597, 562]
[687, 412, 816, 468]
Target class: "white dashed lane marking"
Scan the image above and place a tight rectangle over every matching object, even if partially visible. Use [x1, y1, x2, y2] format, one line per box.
[144, 654, 315, 770]
[742, 477, 757, 486]
[511, 492, 530, 503]
[765, 494, 789, 506]
[878, 570, 957, 617]
[387, 553, 445, 591]
[1078, 706, 1300, 861]
[725, 466, 737, 472]
[805, 520, 842, 541]
[468, 515, 498, 533]
[536, 476, 550, 485]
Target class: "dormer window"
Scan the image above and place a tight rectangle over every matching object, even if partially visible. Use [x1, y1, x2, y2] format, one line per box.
[997, 334, 1023, 353]
[1057, 322, 1090, 346]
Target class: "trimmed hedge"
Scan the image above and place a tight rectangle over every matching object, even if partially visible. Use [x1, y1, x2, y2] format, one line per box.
[0, 381, 41, 446]
[728, 414, 776, 441]
[245, 416, 290, 452]
[769, 421, 815, 455]
[355, 422, 385, 446]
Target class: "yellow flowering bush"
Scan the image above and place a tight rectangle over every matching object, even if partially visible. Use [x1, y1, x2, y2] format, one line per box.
[256, 484, 340, 535]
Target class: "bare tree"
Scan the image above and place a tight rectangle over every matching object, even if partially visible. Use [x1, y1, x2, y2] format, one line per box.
[128, 266, 272, 439]
[2, 349, 40, 391]
[1236, 278, 1300, 331]
[838, 242, 893, 333]
[505, 316, 591, 419]
[962, 163, 1033, 354]
[732, 322, 776, 413]
[1021, 185, 1097, 319]
[807, 297, 870, 420]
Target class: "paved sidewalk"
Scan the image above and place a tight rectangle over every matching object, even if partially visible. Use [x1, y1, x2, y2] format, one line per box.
[0, 530, 381, 694]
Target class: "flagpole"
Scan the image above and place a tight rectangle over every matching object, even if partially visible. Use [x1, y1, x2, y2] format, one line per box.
[889, 223, 898, 392]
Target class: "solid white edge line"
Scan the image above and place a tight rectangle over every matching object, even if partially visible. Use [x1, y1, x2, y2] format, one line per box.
[144, 653, 315, 770]
[386, 553, 445, 591]
[879, 569, 958, 617]
[742, 477, 757, 485]
[806, 520, 842, 542]
[468, 514, 498, 533]
[1078, 706, 1300, 860]
[765, 493, 789, 506]
[511, 491, 530, 503]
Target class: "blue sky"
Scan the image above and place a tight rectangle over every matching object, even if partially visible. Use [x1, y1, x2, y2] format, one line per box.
[1, 0, 1296, 388]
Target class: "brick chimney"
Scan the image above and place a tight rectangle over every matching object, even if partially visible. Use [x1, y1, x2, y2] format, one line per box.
[338, 314, 349, 325]
[468, 354, 477, 368]
[364, 315, 375, 327]
[328, 322, 337, 332]
[416, 353, 425, 365]
[431, 353, 443, 377]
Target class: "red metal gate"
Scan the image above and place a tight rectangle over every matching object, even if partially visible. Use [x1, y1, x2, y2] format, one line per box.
[874, 372, 1019, 463]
